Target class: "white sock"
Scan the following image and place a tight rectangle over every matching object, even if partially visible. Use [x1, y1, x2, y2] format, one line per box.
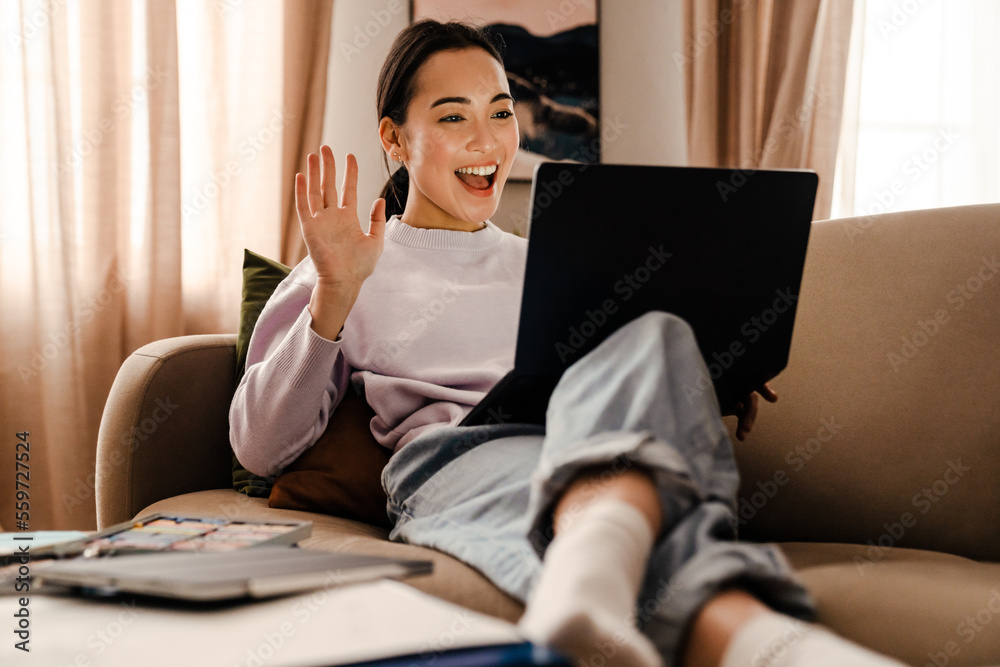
[720, 611, 908, 667]
[518, 499, 663, 667]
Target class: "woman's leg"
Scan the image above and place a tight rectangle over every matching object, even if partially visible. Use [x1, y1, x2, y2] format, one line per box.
[544, 463, 909, 667]
[380, 420, 548, 603]
[517, 311, 904, 666]
[544, 462, 771, 667]
[520, 465, 666, 666]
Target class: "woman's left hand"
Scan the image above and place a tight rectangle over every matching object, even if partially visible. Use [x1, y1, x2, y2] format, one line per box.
[733, 383, 778, 441]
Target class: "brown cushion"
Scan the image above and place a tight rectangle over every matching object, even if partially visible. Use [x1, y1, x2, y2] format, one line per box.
[268, 388, 393, 529]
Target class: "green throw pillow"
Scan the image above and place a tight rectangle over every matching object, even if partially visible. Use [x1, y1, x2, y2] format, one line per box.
[231, 249, 292, 497]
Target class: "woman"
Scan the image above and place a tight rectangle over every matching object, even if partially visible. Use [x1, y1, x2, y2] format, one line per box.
[231, 19, 904, 667]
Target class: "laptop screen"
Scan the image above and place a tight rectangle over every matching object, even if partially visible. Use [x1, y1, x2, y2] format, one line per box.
[515, 163, 817, 413]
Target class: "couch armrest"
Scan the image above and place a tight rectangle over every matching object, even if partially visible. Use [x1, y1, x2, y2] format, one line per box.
[96, 334, 238, 528]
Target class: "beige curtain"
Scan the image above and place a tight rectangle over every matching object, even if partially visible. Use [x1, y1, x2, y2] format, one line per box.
[0, 0, 331, 531]
[683, 0, 855, 219]
[281, 2, 335, 265]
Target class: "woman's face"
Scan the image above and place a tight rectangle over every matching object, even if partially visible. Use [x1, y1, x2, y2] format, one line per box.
[389, 47, 519, 230]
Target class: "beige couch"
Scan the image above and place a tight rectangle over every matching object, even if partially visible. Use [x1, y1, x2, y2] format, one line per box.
[96, 204, 1000, 665]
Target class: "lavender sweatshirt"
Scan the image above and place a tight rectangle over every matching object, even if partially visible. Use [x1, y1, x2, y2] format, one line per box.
[230, 215, 527, 477]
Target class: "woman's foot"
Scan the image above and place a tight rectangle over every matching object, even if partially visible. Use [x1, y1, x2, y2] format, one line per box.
[518, 499, 663, 667]
[719, 612, 908, 667]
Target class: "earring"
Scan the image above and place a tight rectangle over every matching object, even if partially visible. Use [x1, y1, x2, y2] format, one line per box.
[393, 152, 402, 162]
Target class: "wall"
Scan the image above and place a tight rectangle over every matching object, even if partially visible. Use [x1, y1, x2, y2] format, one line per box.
[321, 0, 687, 236]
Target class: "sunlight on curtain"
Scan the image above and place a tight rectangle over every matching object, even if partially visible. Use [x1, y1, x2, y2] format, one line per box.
[833, 0, 1000, 218]
[0, 0, 302, 531]
[129, 0, 150, 251]
[1, 0, 146, 531]
[0, 6, 30, 286]
[683, 0, 855, 220]
[176, 0, 284, 333]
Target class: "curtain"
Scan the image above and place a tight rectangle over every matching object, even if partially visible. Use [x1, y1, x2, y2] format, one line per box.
[683, 0, 856, 220]
[0, 0, 332, 531]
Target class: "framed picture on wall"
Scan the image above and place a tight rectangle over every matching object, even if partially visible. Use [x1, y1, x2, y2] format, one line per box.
[411, 0, 600, 180]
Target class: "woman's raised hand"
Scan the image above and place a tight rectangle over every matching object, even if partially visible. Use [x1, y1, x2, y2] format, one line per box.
[295, 146, 386, 290]
[296, 146, 387, 340]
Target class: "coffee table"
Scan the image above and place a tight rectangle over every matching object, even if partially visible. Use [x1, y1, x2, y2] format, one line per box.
[1, 579, 534, 665]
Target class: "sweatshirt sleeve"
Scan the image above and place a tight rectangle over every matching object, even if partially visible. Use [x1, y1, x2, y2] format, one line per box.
[229, 264, 352, 477]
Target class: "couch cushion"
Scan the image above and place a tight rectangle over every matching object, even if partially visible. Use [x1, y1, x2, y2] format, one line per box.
[732, 203, 1000, 562]
[780, 542, 1000, 666]
[267, 388, 392, 529]
[231, 249, 292, 497]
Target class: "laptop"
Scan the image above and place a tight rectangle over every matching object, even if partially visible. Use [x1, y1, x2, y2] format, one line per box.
[36, 546, 433, 602]
[461, 163, 818, 427]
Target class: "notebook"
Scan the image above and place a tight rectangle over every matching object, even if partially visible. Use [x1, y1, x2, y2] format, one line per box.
[35, 546, 433, 602]
[4, 513, 312, 564]
[461, 163, 818, 427]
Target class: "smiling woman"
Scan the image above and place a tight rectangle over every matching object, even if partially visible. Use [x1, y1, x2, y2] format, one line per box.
[374, 22, 519, 230]
[393, 66, 515, 214]
[229, 17, 907, 667]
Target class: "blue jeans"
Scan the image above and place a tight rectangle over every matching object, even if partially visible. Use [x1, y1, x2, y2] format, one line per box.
[381, 311, 815, 664]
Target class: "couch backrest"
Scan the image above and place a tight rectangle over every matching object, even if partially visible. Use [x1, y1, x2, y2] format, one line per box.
[732, 203, 1000, 562]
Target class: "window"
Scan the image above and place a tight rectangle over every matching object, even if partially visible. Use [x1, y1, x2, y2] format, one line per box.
[833, 0, 1000, 218]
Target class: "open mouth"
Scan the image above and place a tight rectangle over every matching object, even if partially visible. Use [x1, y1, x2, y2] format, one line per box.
[454, 164, 498, 191]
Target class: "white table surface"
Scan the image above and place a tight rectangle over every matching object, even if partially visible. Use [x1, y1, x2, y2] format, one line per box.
[1, 579, 524, 666]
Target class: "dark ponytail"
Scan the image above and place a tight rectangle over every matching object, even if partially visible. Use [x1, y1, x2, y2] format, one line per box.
[376, 20, 505, 217]
[380, 166, 409, 220]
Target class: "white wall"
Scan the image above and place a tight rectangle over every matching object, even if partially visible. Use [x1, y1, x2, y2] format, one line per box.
[321, 0, 687, 235]
[322, 0, 410, 232]
[601, 1, 687, 166]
